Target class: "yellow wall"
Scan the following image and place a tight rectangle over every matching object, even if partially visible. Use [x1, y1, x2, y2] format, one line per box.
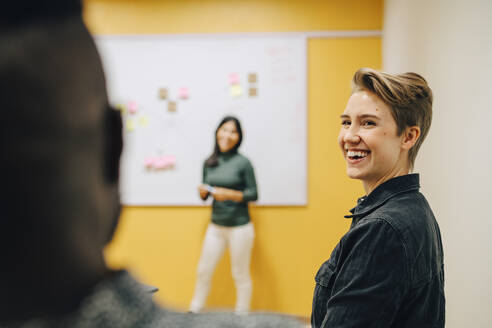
[84, 0, 382, 317]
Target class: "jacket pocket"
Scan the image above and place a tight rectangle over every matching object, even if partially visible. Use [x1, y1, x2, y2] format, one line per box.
[315, 261, 335, 287]
[312, 261, 335, 327]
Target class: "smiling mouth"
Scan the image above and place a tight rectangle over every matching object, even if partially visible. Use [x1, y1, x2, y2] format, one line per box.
[346, 150, 370, 160]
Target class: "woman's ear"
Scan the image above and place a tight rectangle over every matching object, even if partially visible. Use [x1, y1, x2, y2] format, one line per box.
[104, 106, 123, 184]
[401, 125, 420, 150]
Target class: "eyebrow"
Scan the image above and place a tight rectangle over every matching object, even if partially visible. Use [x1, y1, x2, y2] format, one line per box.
[340, 113, 380, 120]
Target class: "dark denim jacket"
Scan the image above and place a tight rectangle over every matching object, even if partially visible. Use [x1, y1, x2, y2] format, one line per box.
[312, 174, 445, 328]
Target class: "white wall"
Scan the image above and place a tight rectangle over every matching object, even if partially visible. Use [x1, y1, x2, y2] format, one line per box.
[384, 0, 492, 327]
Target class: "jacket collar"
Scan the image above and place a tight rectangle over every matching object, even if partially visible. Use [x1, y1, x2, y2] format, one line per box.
[344, 174, 420, 219]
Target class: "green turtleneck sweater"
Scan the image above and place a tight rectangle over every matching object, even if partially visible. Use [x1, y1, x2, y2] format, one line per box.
[203, 151, 258, 226]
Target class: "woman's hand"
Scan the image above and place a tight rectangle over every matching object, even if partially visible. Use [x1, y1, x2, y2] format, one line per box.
[212, 187, 243, 202]
[198, 184, 210, 200]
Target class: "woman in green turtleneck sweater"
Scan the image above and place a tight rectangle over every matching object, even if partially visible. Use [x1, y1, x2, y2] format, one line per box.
[190, 116, 258, 315]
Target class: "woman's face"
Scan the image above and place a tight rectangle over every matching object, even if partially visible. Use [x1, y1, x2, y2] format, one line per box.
[338, 90, 410, 193]
[217, 120, 240, 153]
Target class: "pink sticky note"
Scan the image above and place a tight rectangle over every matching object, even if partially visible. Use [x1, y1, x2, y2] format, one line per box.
[144, 157, 155, 168]
[228, 73, 239, 85]
[128, 101, 138, 114]
[178, 87, 189, 99]
[153, 157, 167, 169]
[162, 155, 176, 167]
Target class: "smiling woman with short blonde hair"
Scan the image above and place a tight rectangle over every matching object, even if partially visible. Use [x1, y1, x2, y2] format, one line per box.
[351, 68, 433, 170]
[311, 68, 445, 327]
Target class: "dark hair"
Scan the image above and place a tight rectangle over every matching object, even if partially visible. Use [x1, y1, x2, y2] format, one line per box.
[205, 116, 243, 167]
[352, 68, 433, 170]
[2, 1, 82, 28]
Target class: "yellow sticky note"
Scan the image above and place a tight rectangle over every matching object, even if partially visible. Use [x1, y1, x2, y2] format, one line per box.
[126, 119, 136, 132]
[138, 116, 149, 127]
[115, 104, 127, 116]
[230, 85, 243, 97]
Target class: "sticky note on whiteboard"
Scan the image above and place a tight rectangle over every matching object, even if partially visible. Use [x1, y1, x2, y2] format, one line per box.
[228, 73, 240, 85]
[248, 73, 257, 83]
[168, 101, 177, 112]
[153, 155, 176, 169]
[138, 116, 149, 126]
[158, 88, 168, 99]
[230, 85, 242, 97]
[144, 157, 155, 168]
[248, 87, 257, 97]
[115, 103, 127, 116]
[162, 155, 176, 167]
[178, 87, 189, 99]
[126, 119, 136, 132]
[153, 157, 167, 169]
[128, 101, 138, 114]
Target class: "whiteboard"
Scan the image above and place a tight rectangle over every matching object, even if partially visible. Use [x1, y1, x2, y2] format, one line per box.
[96, 34, 307, 206]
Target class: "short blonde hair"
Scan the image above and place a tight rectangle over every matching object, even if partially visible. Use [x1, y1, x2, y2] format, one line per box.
[352, 68, 433, 169]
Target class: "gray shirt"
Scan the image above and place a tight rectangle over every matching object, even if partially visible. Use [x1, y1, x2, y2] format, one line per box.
[1, 271, 303, 328]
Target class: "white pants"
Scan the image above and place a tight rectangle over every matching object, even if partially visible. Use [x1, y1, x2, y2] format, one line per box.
[190, 222, 255, 314]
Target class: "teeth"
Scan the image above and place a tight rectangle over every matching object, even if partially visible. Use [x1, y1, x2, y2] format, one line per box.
[347, 150, 368, 157]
